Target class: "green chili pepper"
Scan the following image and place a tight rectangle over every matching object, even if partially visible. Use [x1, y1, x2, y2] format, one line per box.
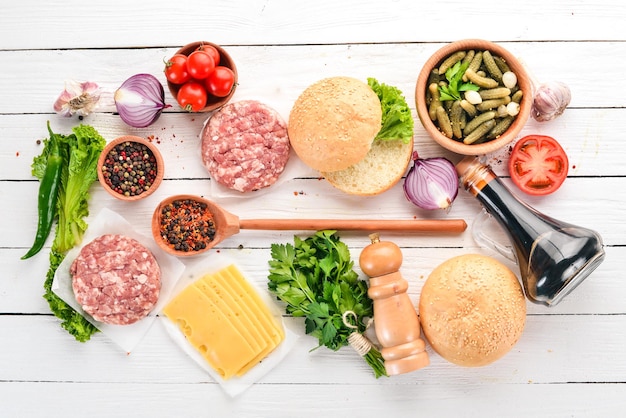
[21, 139, 63, 260]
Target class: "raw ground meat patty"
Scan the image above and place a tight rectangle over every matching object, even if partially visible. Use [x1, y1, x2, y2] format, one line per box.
[201, 100, 290, 192]
[70, 234, 161, 325]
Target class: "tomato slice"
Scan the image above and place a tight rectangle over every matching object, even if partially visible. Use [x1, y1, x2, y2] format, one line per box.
[508, 135, 569, 195]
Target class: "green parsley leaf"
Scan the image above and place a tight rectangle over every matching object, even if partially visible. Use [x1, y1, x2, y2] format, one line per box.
[267, 230, 388, 378]
[438, 61, 480, 101]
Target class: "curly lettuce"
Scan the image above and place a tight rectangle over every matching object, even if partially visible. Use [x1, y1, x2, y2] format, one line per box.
[35, 122, 105, 342]
[367, 77, 414, 144]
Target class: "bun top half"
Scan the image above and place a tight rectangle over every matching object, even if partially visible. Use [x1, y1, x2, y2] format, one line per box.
[419, 253, 527, 367]
[288, 76, 382, 172]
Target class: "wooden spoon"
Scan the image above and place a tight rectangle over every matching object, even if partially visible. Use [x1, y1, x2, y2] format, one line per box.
[152, 194, 467, 257]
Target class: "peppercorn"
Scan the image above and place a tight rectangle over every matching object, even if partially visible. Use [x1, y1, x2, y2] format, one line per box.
[159, 199, 217, 252]
[101, 141, 158, 197]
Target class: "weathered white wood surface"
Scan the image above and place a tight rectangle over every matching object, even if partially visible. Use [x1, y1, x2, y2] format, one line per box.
[1, 1, 625, 417]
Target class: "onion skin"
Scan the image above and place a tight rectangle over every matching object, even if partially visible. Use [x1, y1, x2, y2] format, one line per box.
[114, 73, 171, 128]
[403, 152, 458, 210]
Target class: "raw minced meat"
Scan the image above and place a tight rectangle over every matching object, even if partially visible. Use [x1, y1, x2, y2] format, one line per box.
[70, 234, 161, 325]
[201, 100, 290, 192]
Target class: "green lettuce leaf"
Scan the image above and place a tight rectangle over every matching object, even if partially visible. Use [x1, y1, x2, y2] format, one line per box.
[36, 122, 106, 342]
[55, 124, 106, 253]
[367, 77, 414, 144]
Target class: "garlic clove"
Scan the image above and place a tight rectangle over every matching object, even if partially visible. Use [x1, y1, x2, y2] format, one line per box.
[53, 80, 101, 117]
[531, 81, 571, 122]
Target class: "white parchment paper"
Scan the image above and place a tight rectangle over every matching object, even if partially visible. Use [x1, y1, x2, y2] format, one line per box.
[159, 252, 301, 397]
[52, 207, 186, 353]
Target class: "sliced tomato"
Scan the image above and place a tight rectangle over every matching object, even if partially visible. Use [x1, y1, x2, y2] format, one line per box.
[508, 135, 569, 195]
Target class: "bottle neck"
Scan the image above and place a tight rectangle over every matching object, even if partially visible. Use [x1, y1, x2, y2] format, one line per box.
[456, 156, 496, 197]
[456, 156, 540, 249]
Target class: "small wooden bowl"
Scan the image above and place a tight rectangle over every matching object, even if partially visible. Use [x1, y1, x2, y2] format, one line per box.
[415, 39, 532, 155]
[151, 194, 239, 257]
[167, 41, 238, 112]
[97, 135, 164, 201]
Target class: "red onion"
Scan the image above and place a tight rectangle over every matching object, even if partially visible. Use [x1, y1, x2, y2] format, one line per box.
[114, 73, 171, 128]
[403, 152, 458, 210]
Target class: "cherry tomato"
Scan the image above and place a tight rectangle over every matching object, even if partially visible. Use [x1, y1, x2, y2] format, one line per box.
[177, 81, 207, 112]
[204, 66, 236, 97]
[186, 50, 215, 80]
[164, 54, 190, 85]
[197, 44, 221, 66]
[508, 135, 569, 195]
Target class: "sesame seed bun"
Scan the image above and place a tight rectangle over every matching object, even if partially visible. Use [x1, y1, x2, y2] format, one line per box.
[288, 76, 382, 172]
[418, 253, 527, 367]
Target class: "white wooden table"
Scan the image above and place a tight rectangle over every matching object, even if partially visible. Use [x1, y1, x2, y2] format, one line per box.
[2, 1, 625, 417]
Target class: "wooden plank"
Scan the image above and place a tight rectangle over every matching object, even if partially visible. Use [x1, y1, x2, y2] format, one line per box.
[0, 380, 623, 417]
[3, 105, 626, 179]
[3, 246, 623, 315]
[1, 42, 626, 113]
[2, 0, 626, 49]
[1, 314, 625, 386]
[2, 175, 620, 250]
[0, 380, 624, 417]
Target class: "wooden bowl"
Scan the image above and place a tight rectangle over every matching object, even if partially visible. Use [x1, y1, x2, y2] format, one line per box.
[166, 41, 238, 112]
[415, 39, 532, 155]
[97, 135, 164, 201]
[151, 194, 239, 257]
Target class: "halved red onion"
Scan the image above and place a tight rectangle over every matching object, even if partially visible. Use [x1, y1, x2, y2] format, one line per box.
[403, 152, 458, 210]
[114, 73, 171, 128]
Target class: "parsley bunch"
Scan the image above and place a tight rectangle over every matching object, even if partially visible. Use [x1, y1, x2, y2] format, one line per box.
[268, 230, 387, 378]
[438, 61, 479, 101]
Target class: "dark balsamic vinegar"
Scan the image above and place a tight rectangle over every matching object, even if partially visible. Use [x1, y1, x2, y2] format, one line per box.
[457, 157, 605, 306]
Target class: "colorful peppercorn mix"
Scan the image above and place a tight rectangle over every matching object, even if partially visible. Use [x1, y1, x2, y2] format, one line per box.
[100, 141, 158, 197]
[159, 199, 217, 252]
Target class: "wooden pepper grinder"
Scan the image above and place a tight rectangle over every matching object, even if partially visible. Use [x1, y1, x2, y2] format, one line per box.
[359, 233, 429, 375]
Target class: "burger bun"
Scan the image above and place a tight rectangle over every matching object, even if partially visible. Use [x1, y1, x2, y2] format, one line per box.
[322, 136, 414, 196]
[418, 253, 526, 367]
[288, 76, 382, 173]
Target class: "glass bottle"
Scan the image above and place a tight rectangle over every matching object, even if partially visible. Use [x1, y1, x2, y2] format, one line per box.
[456, 156, 605, 306]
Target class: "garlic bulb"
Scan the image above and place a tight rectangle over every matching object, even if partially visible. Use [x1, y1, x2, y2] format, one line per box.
[531, 81, 571, 122]
[53, 80, 101, 117]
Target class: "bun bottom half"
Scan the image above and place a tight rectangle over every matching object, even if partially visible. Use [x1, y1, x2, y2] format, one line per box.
[321, 138, 413, 196]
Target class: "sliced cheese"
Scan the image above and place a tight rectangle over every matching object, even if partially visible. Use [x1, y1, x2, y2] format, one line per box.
[162, 285, 258, 379]
[163, 264, 286, 380]
[220, 265, 284, 343]
[193, 276, 267, 354]
[212, 268, 282, 375]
